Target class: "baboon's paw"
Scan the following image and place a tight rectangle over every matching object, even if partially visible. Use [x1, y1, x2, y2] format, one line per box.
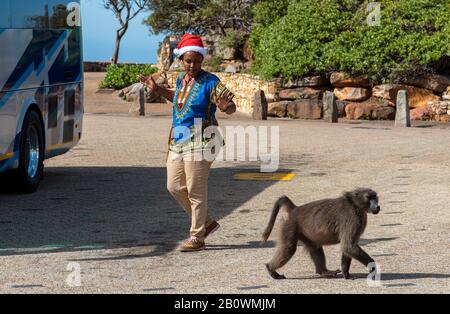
[319, 270, 342, 278]
[266, 264, 286, 280]
[271, 272, 287, 280]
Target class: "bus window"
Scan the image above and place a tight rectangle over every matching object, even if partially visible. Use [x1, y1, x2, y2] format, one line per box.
[0, 0, 11, 28]
[10, 0, 49, 29]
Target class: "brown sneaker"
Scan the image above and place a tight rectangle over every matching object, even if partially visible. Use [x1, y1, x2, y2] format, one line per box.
[205, 220, 220, 238]
[177, 236, 205, 252]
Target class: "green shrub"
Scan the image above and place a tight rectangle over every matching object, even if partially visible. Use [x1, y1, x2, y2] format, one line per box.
[204, 55, 224, 72]
[220, 30, 246, 49]
[250, 0, 450, 83]
[100, 64, 158, 90]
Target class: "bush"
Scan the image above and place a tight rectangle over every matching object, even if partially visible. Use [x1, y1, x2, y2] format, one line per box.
[100, 64, 158, 90]
[204, 56, 224, 72]
[220, 30, 246, 49]
[250, 0, 450, 83]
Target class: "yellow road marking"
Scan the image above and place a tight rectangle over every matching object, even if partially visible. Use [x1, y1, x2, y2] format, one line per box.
[233, 173, 296, 181]
[0, 152, 14, 161]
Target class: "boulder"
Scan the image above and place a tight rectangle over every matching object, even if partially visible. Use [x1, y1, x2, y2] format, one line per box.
[410, 107, 433, 121]
[334, 87, 371, 102]
[225, 65, 237, 73]
[402, 74, 450, 93]
[430, 100, 450, 116]
[168, 59, 184, 71]
[372, 84, 440, 108]
[345, 99, 395, 120]
[281, 76, 328, 88]
[267, 101, 289, 118]
[442, 86, 450, 100]
[286, 99, 322, 119]
[433, 114, 450, 122]
[330, 72, 371, 88]
[278, 87, 331, 100]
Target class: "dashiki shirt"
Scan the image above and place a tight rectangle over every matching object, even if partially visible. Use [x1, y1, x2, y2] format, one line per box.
[169, 70, 234, 155]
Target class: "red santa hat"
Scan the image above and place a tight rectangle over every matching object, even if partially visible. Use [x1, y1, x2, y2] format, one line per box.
[173, 34, 207, 58]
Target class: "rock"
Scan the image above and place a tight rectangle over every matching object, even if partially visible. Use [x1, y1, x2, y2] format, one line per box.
[395, 90, 411, 127]
[281, 76, 328, 88]
[168, 59, 184, 71]
[402, 74, 450, 93]
[372, 84, 440, 108]
[286, 99, 322, 119]
[225, 65, 237, 73]
[345, 99, 395, 120]
[253, 90, 268, 120]
[410, 107, 433, 121]
[123, 83, 144, 102]
[442, 86, 450, 100]
[267, 101, 289, 118]
[430, 101, 449, 115]
[278, 87, 331, 100]
[372, 106, 396, 120]
[322, 91, 338, 123]
[120, 82, 163, 103]
[334, 87, 371, 102]
[330, 72, 371, 88]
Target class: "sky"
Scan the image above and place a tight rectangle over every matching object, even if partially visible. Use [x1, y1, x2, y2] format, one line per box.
[81, 0, 165, 64]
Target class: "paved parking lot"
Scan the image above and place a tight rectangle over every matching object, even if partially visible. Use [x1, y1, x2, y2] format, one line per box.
[1, 108, 449, 293]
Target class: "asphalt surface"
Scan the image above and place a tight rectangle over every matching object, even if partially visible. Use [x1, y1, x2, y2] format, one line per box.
[0, 109, 449, 293]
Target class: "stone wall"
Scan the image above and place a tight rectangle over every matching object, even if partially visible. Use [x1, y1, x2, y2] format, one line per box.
[167, 72, 279, 114]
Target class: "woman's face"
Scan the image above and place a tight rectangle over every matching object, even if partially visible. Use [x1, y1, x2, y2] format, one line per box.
[182, 51, 203, 78]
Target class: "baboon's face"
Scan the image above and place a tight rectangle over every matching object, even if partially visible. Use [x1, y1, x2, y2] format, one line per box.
[364, 191, 380, 215]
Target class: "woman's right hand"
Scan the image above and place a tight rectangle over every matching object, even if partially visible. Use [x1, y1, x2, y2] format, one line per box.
[138, 74, 159, 94]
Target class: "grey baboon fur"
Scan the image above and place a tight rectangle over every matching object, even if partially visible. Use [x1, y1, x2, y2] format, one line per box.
[262, 188, 381, 280]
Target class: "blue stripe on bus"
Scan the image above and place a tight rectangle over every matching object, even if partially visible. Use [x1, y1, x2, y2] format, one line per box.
[48, 30, 69, 60]
[0, 64, 34, 110]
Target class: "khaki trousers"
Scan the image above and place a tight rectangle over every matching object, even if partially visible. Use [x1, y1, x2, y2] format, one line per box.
[166, 151, 214, 240]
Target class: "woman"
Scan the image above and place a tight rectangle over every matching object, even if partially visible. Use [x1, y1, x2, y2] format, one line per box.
[139, 34, 236, 252]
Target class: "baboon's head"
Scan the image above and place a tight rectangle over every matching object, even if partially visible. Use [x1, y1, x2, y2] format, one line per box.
[345, 188, 380, 215]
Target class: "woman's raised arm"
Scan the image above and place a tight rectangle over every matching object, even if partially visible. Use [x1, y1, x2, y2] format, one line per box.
[138, 74, 175, 103]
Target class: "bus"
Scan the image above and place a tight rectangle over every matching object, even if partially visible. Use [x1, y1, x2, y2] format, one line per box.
[0, 0, 83, 192]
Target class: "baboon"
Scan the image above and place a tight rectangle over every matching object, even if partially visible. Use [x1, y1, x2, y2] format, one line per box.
[262, 188, 380, 280]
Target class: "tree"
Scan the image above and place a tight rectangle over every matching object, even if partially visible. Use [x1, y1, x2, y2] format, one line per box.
[103, 0, 151, 64]
[144, 0, 258, 36]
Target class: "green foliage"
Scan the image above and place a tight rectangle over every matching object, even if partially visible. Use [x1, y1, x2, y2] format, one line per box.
[250, 0, 450, 83]
[220, 30, 246, 49]
[100, 64, 158, 90]
[145, 0, 257, 36]
[203, 56, 224, 72]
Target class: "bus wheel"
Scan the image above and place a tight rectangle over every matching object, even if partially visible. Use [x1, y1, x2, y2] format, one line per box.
[15, 110, 44, 193]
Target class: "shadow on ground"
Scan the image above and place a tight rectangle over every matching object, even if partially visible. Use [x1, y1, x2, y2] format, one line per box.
[0, 166, 287, 258]
[287, 272, 450, 282]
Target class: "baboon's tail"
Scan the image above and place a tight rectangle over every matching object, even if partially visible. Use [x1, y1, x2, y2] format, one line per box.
[261, 196, 296, 243]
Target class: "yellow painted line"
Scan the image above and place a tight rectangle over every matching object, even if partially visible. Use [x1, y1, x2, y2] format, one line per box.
[233, 173, 296, 181]
[0, 152, 15, 161]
